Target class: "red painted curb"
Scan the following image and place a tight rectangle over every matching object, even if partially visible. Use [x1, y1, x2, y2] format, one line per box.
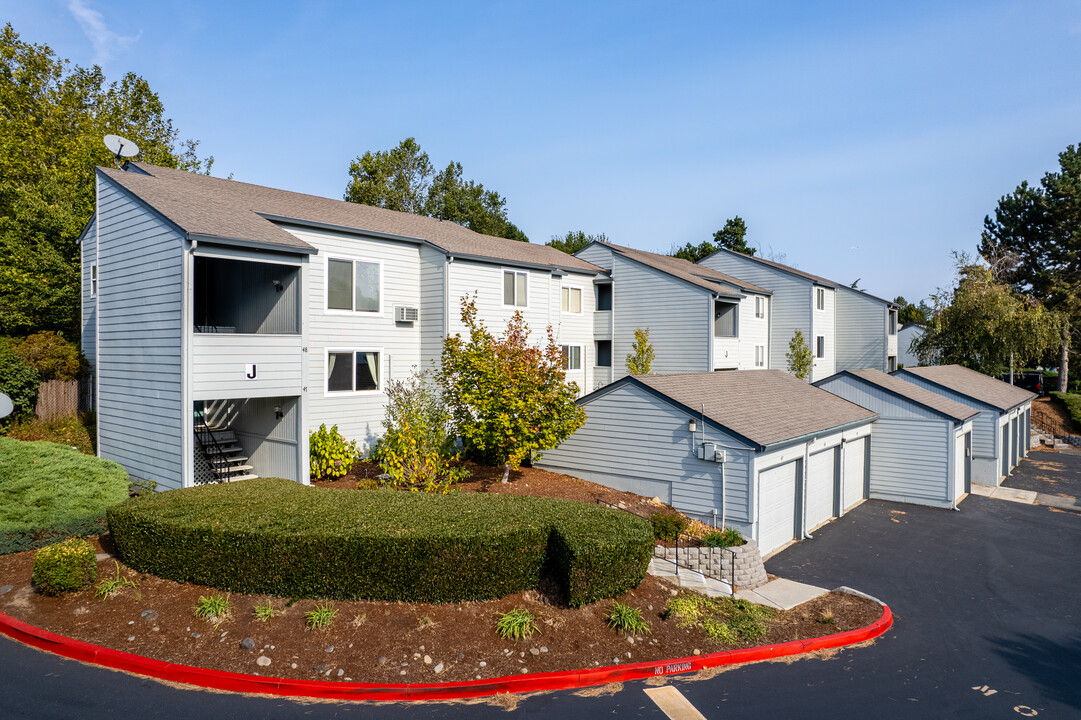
[0, 603, 892, 701]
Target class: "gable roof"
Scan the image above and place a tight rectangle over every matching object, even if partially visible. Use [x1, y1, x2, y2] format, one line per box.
[835, 283, 900, 308]
[822, 369, 978, 423]
[588, 370, 875, 449]
[702, 247, 839, 288]
[584, 241, 771, 297]
[96, 163, 602, 274]
[895, 365, 1036, 412]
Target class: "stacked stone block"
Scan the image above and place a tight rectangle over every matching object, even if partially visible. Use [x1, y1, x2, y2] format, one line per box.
[654, 538, 768, 590]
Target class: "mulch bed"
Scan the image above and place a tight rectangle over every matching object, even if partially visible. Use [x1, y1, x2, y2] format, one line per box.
[0, 467, 882, 684]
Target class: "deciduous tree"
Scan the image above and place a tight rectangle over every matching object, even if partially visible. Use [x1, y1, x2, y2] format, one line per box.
[786, 330, 813, 380]
[625, 328, 654, 375]
[439, 296, 584, 482]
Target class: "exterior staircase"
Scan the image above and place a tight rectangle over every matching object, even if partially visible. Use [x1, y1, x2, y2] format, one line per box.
[195, 426, 259, 483]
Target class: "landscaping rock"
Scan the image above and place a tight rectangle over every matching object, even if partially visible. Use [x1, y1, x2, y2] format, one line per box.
[256, 656, 271, 667]
[191, 632, 200, 639]
[313, 663, 328, 674]
[325, 646, 334, 653]
[530, 648, 540, 655]
[140, 610, 158, 622]
[0, 585, 13, 596]
[434, 662, 444, 674]
[540, 647, 548, 653]
[693, 649, 701, 655]
[240, 638, 255, 651]
[479, 661, 487, 667]
[377, 656, 387, 665]
[337, 669, 344, 677]
[127, 635, 135, 641]
[423, 655, 432, 665]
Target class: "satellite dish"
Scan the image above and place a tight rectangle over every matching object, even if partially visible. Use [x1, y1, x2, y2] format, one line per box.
[0, 393, 13, 420]
[104, 134, 140, 167]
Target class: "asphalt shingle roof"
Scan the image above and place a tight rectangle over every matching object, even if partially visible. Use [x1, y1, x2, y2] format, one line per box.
[897, 365, 1036, 412]
[628, 370, 876, 448]
[97, 163, 602, 274]
[595, 242, 771, 296]
[837, 368, 979, 423]
[705, 247, 839, 288]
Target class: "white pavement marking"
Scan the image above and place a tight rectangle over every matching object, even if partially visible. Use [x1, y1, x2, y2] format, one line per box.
[644, 685, 709, 720]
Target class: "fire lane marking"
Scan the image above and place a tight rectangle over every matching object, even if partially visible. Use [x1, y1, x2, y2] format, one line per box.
[644, 685, 709, 720]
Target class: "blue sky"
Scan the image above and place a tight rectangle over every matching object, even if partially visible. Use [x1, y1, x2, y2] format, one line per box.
[5, 1, 1081, 302]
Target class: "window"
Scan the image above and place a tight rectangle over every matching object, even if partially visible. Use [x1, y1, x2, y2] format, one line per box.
[888, 356, 898, 372]
[503, 270, 528, 307]
[596, 283, 612, 311]
[90, 263, 98, 298]
[816, 335, 825, 358]
[714, 301, 738, 338]
[326, 350, 381, 393]
[816, 288, 825, 310]
[596, 340, 612, 367]
[561, 286, 582, 313]
[889, 309, 898, 335]
[327, 257, 381, 312]
[755, 296, 765, 319]
[561, 344, 582, 371]
[755, 344, 766, 367]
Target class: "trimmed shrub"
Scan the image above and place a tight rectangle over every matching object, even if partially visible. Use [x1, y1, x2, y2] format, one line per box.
[0, 341, 40, 420]
[0, 437, 130, 554]
[308, 423, 360, 480]
[703, 527, 745, 548]
[32, 537, 96, 595]
[650, 511, 689, 542]
[107, 478, 652, 605]
[12, 331, 84, 381]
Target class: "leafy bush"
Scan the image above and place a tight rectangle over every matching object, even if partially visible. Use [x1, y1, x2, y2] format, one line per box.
[308, 424, 360, 480]
[5, 414, 94, 455]
[12, 331, 84, 381]
[496, 608, 538, 640]
[0, 437, 129, 554]
[0, 341, 40, 420]
[606, 601, 651, 637]
[371, 369, 469, 493]
[32, 537, 96, 596]
[650, 511, 689, 542]
[703, 527, 745, 548]
[107, 478, 652, 605]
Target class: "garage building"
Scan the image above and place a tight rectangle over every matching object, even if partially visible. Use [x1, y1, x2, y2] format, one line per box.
[536, 370, 876, 557]
[816, 368, 977, 508]
[894, 365, 1035, 486]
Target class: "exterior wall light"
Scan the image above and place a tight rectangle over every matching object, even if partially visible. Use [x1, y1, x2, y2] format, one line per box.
[688, 418, 697, 433]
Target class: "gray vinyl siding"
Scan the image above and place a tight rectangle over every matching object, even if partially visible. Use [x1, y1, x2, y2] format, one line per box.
[868, 418, 952, 506]
[699, 252, 809, 374]
[95, 176, 185, 489]
[894, 373, 998, 459]
[575, 243, 613, 270]
[816, 375, 943, 421]
[611, 254, 708, 380]
[835, 287, 888, 372]
[536, 383, 754, 525]
[193, 259, 300, 333]
[418, 245, 445, 370]
[81, 215, 97, 369]
[190, 334, 303, 400]
[234, 396, 300, 482]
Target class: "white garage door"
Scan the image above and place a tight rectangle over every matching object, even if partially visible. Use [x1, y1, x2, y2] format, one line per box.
[842, 437, 867, 510]
[806, 448, 837, 530]
[758, 461, 799, 555]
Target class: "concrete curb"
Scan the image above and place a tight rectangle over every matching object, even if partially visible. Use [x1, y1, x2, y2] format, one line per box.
[0, 603, 892, 702]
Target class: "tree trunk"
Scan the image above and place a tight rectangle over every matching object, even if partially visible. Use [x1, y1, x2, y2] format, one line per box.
[501, 463, 510, 484]
[1059, 320, 1070, 393]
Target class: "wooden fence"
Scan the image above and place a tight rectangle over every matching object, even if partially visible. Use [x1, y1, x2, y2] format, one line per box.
[36, 380, 79, 420]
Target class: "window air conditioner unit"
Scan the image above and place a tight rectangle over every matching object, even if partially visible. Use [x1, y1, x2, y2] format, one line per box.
[394, 306, 419, 323]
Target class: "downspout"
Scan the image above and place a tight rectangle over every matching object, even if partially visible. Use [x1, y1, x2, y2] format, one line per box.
[949, 421, 960, 511]
[719, 454, 726, 530]
[708, 295, 715, 371]
[802, 439, 813, 539]
[444, 255, 453, 340]
[839, 436, 846, 515]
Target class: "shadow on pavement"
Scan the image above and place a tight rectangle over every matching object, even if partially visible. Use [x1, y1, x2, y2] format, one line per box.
[987, 631, 1081, 711]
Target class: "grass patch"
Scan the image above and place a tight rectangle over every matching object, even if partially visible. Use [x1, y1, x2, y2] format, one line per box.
[664, 593, 776, 645]
[1049, 391, 1081, 433]
[252, 600, 277, 623]
[305, 601, 338, 630]
[606, 601, 651, 637]
[5, 413, 95, 455]
[495, 608, 539, 640]
[108, 478, 652, 605]
[193, 594, 231, 625]
[0, 437, 129, 554]
[95, 560, 137, 600]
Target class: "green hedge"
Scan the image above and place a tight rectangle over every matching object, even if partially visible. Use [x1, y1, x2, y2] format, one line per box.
[107, 478, 652, 605]
[0, 438, 130, 554]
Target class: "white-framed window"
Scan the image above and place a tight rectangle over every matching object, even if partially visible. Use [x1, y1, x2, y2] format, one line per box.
[90, 263, 98, 298]
[816, 287, 825, 310]
[325, 349, 382, 394]
[816, 335, 826, 358]
[326, 256, 382, 313]
[503, 269, 528, 307]
[755, 344, 766, 367]
[561, 286, 582, 314]
[561, 344, 582, 371]
[714, 301, 738, 338]
[755, 296, 765, 319]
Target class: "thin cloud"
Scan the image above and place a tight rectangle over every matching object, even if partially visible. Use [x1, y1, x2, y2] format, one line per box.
[67, 0, 141, 65]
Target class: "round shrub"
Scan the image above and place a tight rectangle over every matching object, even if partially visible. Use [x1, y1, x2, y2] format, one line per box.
[107, 478, 653, 606]
[650, 510, 690, 542]
[308, 423, 360, 480]
[32, 537, 96, 596]
[703, 527, 745, 548]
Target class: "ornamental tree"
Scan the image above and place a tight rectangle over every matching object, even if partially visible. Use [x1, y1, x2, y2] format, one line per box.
[625, 328, 655, 375]
[786, 329, 813, 380]
[439, 296, 585, 482]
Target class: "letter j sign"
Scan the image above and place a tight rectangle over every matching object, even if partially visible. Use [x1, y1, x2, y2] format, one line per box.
[245, 364, 257, 379]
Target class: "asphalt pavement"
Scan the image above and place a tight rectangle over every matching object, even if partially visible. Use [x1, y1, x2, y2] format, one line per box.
[2, 493, 1079, 718]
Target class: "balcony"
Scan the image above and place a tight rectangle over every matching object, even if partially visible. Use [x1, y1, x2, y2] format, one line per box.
[593, 310, 612, 339]
[713, 337, 740, 369]
[888, 333, 898, 358]
[191, 334, 303, 400]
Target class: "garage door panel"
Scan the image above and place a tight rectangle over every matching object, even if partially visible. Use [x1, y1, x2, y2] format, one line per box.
[843, 438, 867, 510]
[758, 461, 798, 555]
[806, 449, 836, 529]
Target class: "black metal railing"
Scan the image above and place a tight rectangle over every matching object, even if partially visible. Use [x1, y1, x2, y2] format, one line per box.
[194, 422, 232, 485]
[595, 499, 736, 590]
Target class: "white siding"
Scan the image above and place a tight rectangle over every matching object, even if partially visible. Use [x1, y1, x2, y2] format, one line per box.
[191, 334, 303, 400]
[611, 255, 708, 380]
[418, 245, 445, 371]
[536, 383, 755, 528]
[95, 176, 185, 489]
[699, 252, 810, 376]
[811, 286, 835, 381]
[285, 226, 424, 452]
[557, 274, 597, 396]
[835, 287, 888, 372]
[868, 417, 952, 506]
